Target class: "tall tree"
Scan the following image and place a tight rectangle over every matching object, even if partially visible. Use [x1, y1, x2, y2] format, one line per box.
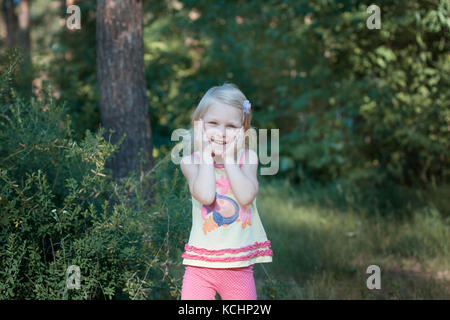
[0, 2, 7, 44]
[1, 0, 31, 94]
[17, 0, 30, 60]
[1, 0, 17, 48]
[96, 0, 154, 181]
[17, 0, 31, 94]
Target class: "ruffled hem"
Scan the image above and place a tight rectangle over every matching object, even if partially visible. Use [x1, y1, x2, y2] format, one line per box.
[181, 240, 273, 262]
[182, 249, 273, 262]
[184, 240, 271, 255]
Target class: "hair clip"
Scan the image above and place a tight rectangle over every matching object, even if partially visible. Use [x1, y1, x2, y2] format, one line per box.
[243, 100, 251, 114]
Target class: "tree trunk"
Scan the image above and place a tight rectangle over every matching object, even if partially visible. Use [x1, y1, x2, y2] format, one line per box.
[96, 0, 154, 182]
[17, 0, 31, 93]
[0, 3, 7, 44]
[2, 0, 31, 93]
[17, 0, 30, 59]
[2, 0, 18, 48]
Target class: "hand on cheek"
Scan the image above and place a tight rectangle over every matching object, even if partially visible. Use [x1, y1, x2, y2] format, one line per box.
[194, 119, 214, 162]
[204, 127, 242, 159]
[224, 128, 244, 162]
[203, 128, 220, 157]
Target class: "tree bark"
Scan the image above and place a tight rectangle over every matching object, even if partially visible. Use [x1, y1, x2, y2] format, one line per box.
[0, 3, 7, 43]
[96, 0, 153, 182]
[17, 0, 31, 93]
[2, 0, 31, 93]
[17, 0, 30, 60]
[2, 0, 18, 48]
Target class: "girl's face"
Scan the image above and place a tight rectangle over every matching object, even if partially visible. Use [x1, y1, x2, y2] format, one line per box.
[202, 102, 243, 153]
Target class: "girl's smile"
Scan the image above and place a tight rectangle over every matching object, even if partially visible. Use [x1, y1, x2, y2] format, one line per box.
[200, 102, 243, 162]
[211, 137, 226, 145]
[202, 102, 243, 157]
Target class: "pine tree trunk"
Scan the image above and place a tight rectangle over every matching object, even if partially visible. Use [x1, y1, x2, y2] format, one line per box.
[2, 0, 31, 93]
[96, 0, 153, 182]
[17, 0, 30, 60]
[17, 0, 31, 93]
[0, 3, 8, 43]
[2, 0, 18, 48]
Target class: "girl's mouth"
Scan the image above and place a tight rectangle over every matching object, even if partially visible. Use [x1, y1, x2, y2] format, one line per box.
[211, 137, 226, 145]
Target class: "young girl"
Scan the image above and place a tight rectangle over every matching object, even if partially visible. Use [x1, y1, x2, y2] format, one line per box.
[179, 83, 273, 300]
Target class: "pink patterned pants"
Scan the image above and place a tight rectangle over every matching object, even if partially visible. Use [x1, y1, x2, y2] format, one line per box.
[180, 264, 257, 300]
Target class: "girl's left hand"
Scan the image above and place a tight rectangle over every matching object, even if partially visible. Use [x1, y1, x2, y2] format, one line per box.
[224, 128, 245, 164]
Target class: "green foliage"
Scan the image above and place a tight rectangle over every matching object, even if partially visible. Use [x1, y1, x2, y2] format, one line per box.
[36, 1, 449, 186]
[258, 178, 450, 299]
[3, 0, 448, 300]
[0, 51, 191, 299]
[143, 0, 449, 186]
[46, 0, 99, 141]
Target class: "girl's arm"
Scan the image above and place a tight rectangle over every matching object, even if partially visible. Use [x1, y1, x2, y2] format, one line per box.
[224, 149, 259, 207]
[180, 153, 216, 206]
[180, 120, 216, 205]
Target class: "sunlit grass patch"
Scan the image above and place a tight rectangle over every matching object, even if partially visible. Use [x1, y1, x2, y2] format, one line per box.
[255, 179, 450, 299]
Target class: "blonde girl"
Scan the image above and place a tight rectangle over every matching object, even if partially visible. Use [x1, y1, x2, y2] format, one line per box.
[179, 83, 273, 300]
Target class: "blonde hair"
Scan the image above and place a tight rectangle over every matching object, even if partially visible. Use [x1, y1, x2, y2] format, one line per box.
[191, 82, 252, 131]
[181, 83, 255, 153]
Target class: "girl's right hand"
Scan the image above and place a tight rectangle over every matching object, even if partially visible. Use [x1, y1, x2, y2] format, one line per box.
[194, 119, 213, 164]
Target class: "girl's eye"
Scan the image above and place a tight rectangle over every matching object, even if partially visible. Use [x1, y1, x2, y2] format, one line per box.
[209, 121, 217, 125]
[227, 125, 236, 128]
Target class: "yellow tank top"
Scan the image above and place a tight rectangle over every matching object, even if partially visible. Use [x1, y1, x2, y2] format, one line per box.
[182, 148, 273, 268]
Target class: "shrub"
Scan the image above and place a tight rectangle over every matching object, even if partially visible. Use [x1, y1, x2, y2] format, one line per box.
[0, 50, 191, 299]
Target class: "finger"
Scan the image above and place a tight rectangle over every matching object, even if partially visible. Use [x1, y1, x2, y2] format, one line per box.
[232, 129, 241, 147]
[202, 129, 210, 147]
[194, 119, 201, 144]
[239, 128, 245, 145]
[196, 120, 208, 151]
[198, 119, 205, 139]
[226, 137, 237, 154]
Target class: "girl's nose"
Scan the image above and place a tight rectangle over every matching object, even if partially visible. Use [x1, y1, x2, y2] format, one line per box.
[214, 125, 226, 137]
[219, 126, 227, 136]
[209, 127, 225, 140]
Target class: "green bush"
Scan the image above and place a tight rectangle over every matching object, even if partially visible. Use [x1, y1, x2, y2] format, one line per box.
[0, 50, 191, 299]
[41, 1, 448, 187]
[143, 0, 449, 186]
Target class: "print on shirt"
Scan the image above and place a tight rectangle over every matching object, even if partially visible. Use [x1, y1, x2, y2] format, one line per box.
[201, 174, 252, 235]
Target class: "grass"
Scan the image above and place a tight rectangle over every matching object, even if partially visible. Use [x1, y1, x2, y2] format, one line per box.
[252, 178, 450, 299]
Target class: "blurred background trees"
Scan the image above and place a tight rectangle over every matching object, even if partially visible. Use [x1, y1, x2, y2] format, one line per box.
[0, 0, 448, 299]
[2, 0, 446, 187]
[7, 0, 444, 186]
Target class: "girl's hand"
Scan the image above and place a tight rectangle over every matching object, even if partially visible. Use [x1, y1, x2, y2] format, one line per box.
[194, 119, 213, 164]
[224, 127, 245, 164]
[202, 141, 214, 165]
